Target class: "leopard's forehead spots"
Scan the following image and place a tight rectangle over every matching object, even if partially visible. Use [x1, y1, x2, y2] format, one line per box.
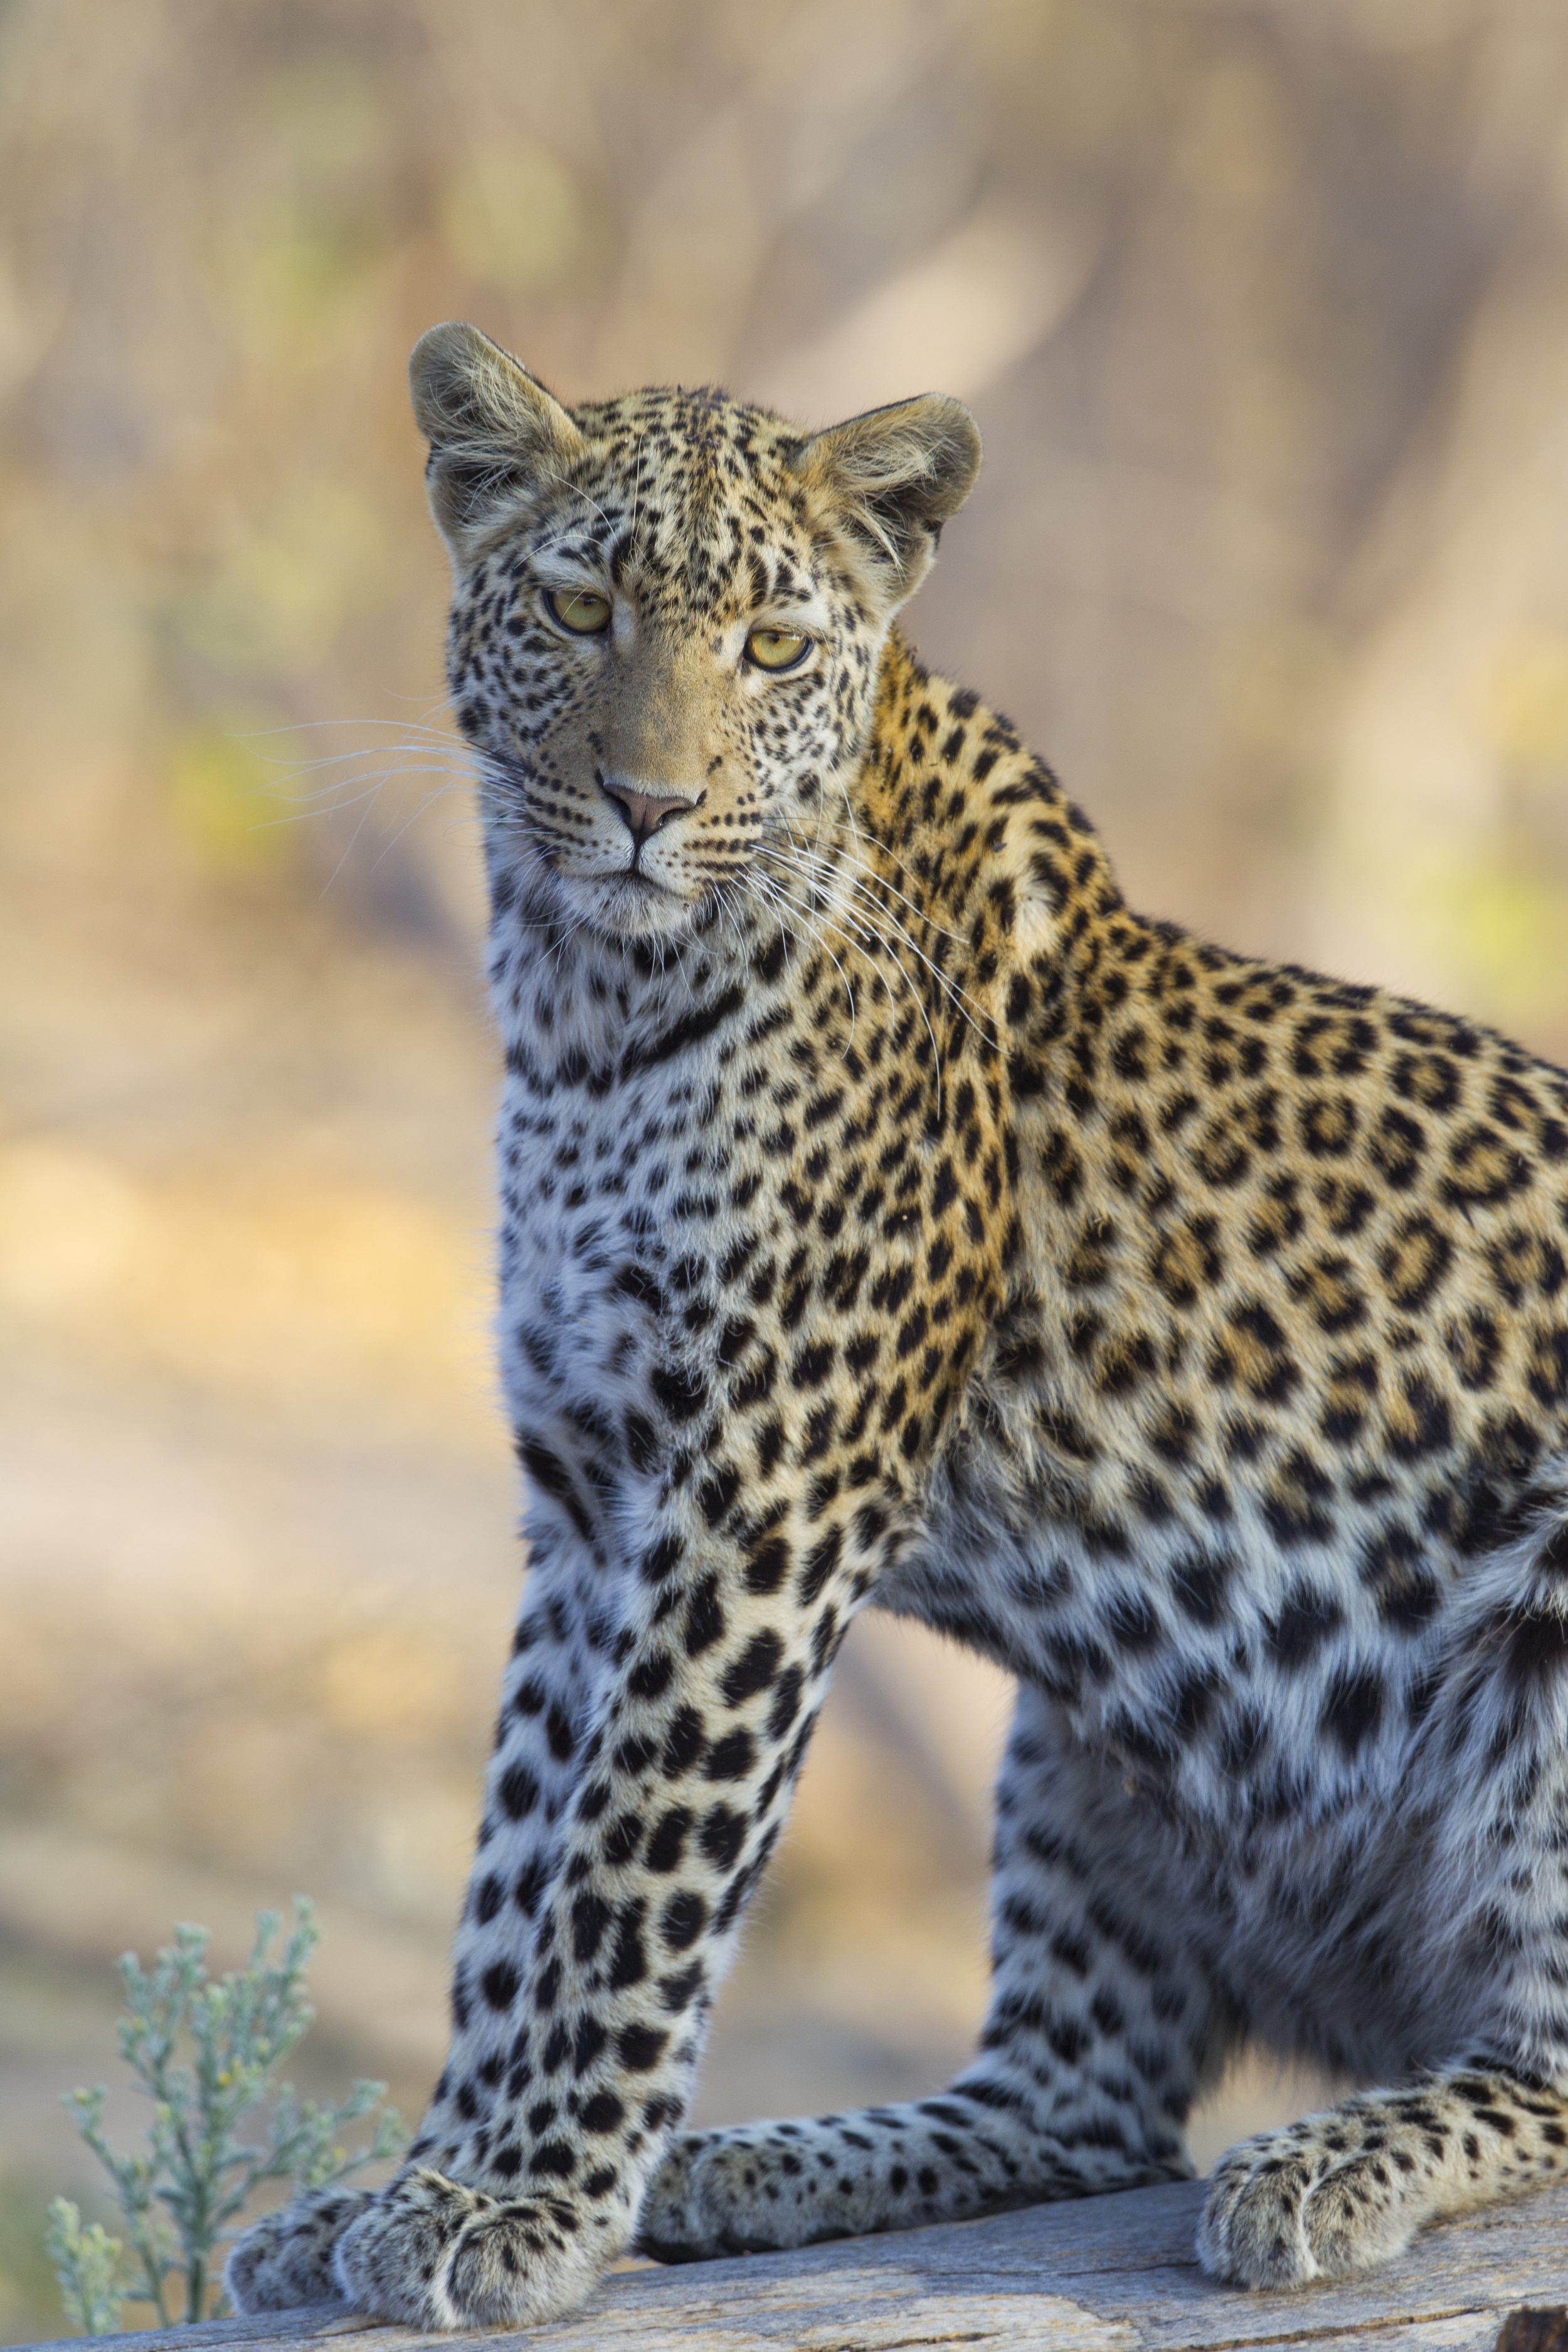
[559, 389, 815, 609]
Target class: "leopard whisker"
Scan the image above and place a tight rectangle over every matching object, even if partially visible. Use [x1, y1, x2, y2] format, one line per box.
[742, 866, 860, 1047]
[756, 842, 945, 1103]
[766, 829, 989, 1046]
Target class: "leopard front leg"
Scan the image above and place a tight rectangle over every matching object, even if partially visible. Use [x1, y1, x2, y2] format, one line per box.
[1199, 2069, 1568, 2287]
[295, 1489, 873, 2329]
[640, 1679, 1227, 2256]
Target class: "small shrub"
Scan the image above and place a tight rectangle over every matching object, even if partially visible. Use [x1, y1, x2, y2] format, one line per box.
[43, 2206, 124, 2340]
[46, 1900, 406, 2333]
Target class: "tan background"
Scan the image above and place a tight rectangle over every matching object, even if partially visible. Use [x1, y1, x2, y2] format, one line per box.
[5, 0, 1568, 2336]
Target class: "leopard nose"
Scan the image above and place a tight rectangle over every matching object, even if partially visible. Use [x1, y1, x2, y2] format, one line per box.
[598, 778, 702, 849]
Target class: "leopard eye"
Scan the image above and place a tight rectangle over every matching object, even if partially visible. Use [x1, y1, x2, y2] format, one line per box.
[746, 625, 812, 672]
[546, 588, 612, 635]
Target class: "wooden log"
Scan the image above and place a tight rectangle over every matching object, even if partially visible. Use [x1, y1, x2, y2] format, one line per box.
[23, 2176, 1568, 2351]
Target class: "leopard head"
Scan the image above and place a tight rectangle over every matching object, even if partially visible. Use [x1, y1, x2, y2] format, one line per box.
[410, 322, 981, 943]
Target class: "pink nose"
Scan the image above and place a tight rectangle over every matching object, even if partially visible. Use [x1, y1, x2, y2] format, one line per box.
[599, 780, 701, 849]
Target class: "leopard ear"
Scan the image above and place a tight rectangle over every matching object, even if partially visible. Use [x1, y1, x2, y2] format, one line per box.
[409, 322, 585, 558]
[790, 393, 982, 605]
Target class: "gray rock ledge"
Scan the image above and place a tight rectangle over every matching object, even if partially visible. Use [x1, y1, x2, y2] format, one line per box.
[23, 2175, 1568, 2351]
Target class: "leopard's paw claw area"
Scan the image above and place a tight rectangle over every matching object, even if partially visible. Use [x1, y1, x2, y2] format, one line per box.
[332, 2167, 603, 2330]
[1199, 2116, 1422, 2290]
[225, 2186, 375, 2313]
[1199, 2146, 1320, 2289]
[1301, 2152, 1422, 2277]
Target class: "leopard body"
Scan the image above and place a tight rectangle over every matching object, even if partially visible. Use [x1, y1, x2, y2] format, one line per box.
[227, 323, 1568, 2329]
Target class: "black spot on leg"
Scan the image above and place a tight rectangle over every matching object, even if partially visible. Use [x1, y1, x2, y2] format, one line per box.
[498, 1763, 540, 1819]
[647, 1808, 692, 1871]
[699, 1806, 747, 1868]
[698, 1462, 742, 1527]
[480, 1959, 520, 2011]
[608, 1902, 647, 1989]
[659, 1889, 707, 1949]
[572, 2017, 608, 2074]
[661, 1705, 704, 1776]
[617, 2023, 668, 2070]
[651, 1363, 709, 1422]
[744, 1534, 792, 1594]
[514, 1857, 549, 1915]
[766, 1665, 805, 1737]
[629, 1651, 675, 1700]
[571, 1892, 612, 1963]
[704, 1728, 754, 1779]
[683, 1577, 726, 1656]
[658, 1960, 706, 2011]
[721, 1630, 783, 1705]
[1169, 1552, 1233, 1627]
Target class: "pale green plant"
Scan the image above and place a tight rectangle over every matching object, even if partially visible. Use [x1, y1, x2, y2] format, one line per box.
[48, 1901, 406, 2333]
[43, 2201, 125, 2338]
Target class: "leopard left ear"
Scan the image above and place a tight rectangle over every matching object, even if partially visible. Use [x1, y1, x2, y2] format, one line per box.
[790, 393, 982, 606]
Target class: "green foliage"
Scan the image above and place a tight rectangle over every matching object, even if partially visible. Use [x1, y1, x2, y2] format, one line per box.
[43, 2204, 124, 2339]
[48, 1902, 406, 2333]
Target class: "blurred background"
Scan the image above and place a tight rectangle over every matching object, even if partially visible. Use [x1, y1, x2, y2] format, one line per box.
[4, 0, 1568, 2334]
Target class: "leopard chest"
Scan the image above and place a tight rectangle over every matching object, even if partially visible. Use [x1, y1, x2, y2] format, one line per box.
[496, 1064, 694, 1435]
[490, 980, 800, 1499]
[490, 975, 985, 1546]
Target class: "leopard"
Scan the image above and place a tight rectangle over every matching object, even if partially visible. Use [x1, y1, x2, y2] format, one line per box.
[227, 320, 1568, 2331]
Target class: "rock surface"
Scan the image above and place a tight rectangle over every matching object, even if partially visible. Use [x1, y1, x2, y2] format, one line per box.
[23, 2176, 1568, 2351]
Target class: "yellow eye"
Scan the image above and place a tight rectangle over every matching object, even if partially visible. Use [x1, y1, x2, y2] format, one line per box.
[546, 588, 612, 635]
[746, 626, 811, 672]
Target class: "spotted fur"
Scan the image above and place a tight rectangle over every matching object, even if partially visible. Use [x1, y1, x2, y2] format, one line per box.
[226, 322, 1568, 2328]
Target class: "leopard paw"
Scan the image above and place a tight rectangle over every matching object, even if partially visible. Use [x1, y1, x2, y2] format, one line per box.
[225, 2185, 374, 2312]
[1198, 2119, 1419, 2289]
[637, 2132, 758, 2260]
[331, 2166, 606, 2329]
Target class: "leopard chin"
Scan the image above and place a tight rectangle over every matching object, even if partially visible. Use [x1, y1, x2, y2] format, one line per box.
[577, 870, 695, 941]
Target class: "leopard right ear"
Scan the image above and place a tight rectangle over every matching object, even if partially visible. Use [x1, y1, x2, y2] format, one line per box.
[409, 322, 585, 559]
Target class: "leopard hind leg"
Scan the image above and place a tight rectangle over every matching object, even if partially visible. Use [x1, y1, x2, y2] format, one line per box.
[223, 2186, 376, 2311]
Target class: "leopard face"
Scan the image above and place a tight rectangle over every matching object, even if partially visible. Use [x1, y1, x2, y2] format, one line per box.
[413, 328, 980, 945]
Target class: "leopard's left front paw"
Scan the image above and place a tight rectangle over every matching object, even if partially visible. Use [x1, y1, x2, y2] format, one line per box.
[332, 2168, 608, 2329]
[1198, 2119, 1419, 2289]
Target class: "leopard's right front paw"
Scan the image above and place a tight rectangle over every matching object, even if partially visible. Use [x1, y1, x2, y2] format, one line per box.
[332, 2166, 606, 2329]
[225, 2185, 374, 2312]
